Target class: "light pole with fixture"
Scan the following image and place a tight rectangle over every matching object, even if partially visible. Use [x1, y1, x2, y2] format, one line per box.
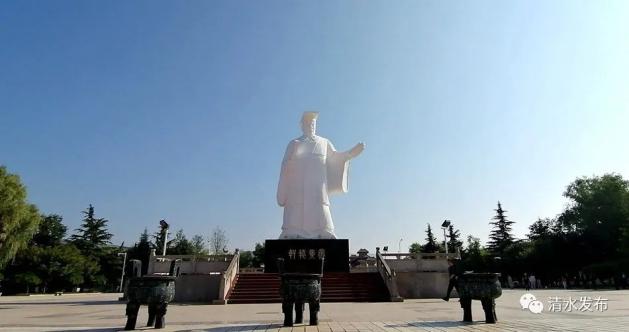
[117, 252, 127, 293]
[441, 220, 451, 255]
[159, 219, 170, 256]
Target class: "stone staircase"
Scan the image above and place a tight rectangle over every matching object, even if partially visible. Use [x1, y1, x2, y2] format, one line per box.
[227, 272, 390, 304]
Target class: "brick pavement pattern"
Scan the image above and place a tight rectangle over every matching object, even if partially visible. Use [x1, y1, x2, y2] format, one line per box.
[1, 289, 628, 331]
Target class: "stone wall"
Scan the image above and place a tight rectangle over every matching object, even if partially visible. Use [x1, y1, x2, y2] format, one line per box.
[383, 253, 459, 299]
[174, 274, 222, 302]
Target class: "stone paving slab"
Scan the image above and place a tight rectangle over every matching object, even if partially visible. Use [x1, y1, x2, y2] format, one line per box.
[1, 289, 628, 331]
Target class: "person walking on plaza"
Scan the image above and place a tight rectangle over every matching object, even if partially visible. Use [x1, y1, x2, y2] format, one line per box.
[442, 258, 461, 301]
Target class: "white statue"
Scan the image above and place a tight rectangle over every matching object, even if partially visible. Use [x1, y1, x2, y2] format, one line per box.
[277, 112, 365, 239]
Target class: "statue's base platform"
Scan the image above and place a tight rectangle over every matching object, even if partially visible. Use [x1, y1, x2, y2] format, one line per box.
[264, 239, 349, 273]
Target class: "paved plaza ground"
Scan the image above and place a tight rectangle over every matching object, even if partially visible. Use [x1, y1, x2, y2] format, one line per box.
[1, 289, 628, 331]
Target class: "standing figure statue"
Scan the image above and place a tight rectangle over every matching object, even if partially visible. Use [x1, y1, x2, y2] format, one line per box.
[277, 112, 365, 239]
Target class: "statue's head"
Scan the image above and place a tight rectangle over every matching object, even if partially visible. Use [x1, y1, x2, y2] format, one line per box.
[300, 111, 318, 136]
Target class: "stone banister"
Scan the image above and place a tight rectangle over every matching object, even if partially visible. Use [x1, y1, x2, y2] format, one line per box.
[214, 249, 240, 304]
[376, 247, 403, 302]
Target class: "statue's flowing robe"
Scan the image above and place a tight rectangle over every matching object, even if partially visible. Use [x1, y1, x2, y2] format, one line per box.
[277, 135, 350, 239]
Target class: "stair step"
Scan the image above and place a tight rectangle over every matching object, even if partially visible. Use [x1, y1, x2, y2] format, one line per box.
[227, 272, 390, 304]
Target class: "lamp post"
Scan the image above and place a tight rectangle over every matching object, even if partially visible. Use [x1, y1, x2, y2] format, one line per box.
[441, 220, 451, 255]
[159, 219, 170, 256]
[117, 252, 127, 293]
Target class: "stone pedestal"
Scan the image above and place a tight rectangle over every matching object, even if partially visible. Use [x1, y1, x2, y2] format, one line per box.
[264, 239, 349, 273]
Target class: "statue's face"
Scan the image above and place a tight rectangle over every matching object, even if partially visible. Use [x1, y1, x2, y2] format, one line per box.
[301, 119, 316, 136]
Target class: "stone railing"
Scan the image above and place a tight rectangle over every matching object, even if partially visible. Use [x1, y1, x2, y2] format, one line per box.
[381, 252, 460, 260]
[147, 249, 234, 275]
[375, 248, 403, 302]
[215, 249, 240, 304]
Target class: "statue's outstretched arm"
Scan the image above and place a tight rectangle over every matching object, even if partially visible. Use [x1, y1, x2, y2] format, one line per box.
[347, 142, 365, 159]
[328, 140, 365, 160]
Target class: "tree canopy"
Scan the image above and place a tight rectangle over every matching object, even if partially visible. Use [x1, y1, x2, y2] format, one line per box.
[422, 223, 439, 253]
[487, 201, 515, 257]
[0, 166, 41, 268]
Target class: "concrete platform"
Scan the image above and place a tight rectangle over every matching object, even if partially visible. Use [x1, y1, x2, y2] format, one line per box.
[1, 289, 628, 331]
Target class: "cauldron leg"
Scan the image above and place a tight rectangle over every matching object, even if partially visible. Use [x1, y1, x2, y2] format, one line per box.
[460, 297, 472, 322]
[124, 302, 140, 330]
[282, 301, 294, 327]
[154, 303, 168, 329]
[294, 301, 304, 324]
[147, 304, 156, 326]
[308, 300, 320, 326]
[481, 298, 497, 324]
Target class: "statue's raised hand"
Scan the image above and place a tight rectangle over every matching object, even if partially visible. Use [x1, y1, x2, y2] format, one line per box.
[349, 142, 365, 158]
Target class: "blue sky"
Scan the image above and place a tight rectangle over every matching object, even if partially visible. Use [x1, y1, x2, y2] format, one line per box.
[2, 1, 628, 253]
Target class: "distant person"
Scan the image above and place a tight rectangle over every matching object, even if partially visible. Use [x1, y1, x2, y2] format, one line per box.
[507, 275, 513, 289]
[442, 258, 461, 301]
[524, 273, 530, 291]
[529, 274, 536, 289]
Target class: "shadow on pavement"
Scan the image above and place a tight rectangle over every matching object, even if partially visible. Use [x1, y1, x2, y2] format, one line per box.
[174, 323, 284, 331]
[0, 300, 122, 306]
[386, 321, 482, 328]
[42, 329, 120, 332]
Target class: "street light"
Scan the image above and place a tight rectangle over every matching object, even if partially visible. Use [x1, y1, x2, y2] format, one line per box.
[117, 252, 127, 293]
[159, 219, 169, 256]
[441, 220, 451, 255]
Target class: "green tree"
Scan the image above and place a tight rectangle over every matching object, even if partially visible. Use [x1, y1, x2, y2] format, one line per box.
[32, 214, 67, 247]
[151, 227, 172, 254]
[69, 205, 117, 291]
[190, 235, 208, 255]
[38, 244, 88, 292]
[462, 235, 489, 272]
[70, 205, 113, 254]
[0, 166, 41, 268]
[446, 225, 463, 254]
[251, 242, 265, 267]
[408, 242, 422, 255]
[127, 229, 152, 275]
[239, 250, 254, 268]
[14, 271, 41, 294]
[169, 229, 194, 255]
[487, 202, 515, 257]
[560, 174, 629, 261]
[527, 218, 554, 241]
[422, 224, 439, 253]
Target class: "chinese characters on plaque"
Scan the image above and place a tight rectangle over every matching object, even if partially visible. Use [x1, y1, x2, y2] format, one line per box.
[287, 248, 326, 260]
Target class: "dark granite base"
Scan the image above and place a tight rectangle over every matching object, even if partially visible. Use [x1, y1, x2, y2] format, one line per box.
[264, 239, 350, 273]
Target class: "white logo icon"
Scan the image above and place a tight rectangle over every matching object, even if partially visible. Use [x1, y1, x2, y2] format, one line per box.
[520, 293, 536, 310]
[528, 300, 544, 314]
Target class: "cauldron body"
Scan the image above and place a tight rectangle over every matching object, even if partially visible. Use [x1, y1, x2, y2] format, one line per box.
[125, 276, 176, 330]
[456, 273, 502, 324]
[279, 273, 322, 326]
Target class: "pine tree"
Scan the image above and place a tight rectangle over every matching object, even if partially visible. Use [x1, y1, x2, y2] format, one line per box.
[447, 224, 463, 254]
[487, 201, 515, 257]
[70, 205, 113, 253]
[128, 229, 152, 275]
[169, 229, 193, 255]
[422, 223, 439, 253]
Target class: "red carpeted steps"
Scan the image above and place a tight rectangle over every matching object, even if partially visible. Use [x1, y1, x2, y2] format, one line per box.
[227, 272, 390, 304]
